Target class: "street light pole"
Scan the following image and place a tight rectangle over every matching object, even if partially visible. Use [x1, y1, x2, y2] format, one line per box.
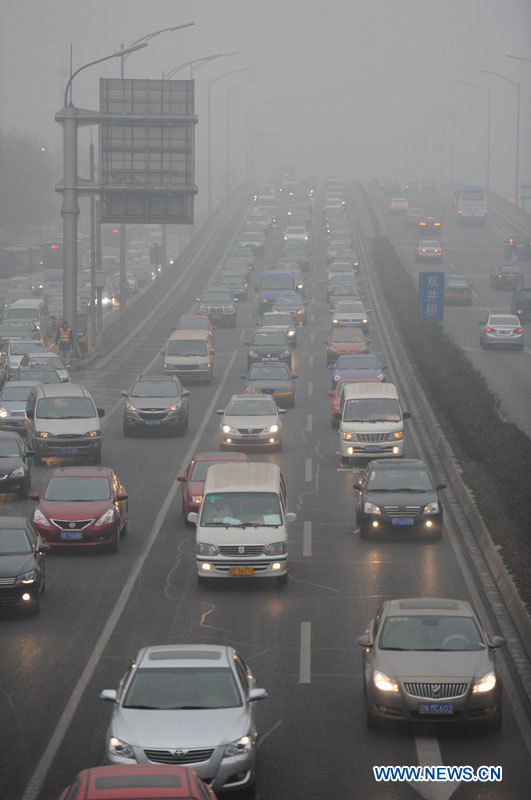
[457, 80, 491, 190]
[480, 68, 520, 203]
[226, 79, 257, 194]
[58, 42, 147, 348]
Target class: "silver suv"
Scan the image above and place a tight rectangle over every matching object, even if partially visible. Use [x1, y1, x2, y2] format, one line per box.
[121, 375, 190, 437]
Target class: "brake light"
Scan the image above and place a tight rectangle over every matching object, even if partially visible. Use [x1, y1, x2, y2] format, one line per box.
[497, 274, 503, 278]
[517, 309, 523, 315]
[485, 327, 494, 333]
[516, 328, 523, 334]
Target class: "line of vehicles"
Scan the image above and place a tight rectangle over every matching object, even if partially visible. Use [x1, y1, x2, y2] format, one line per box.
[0, 176, 508, 799]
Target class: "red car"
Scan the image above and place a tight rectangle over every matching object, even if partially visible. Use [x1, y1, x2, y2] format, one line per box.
[327, 376, 380, 427]
[59, 764, 217, 800]
[178, 451, 249, 521]
[325, 326, 371, 365]
[30, 467, 128, 553]
[173, 314, 215, 333]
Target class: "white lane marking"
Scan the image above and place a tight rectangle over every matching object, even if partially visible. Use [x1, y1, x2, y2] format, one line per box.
[307, 380, 313, 396]
[306, 414, 312, 432]
[21, 352, 239, 800]
[305, 458, 312, 481]
[257, 719, 283, 750]
[299, 622, 312, 683]
[303, 521, 312, 556]
[408, 735, 461, 800]
[308, 354, 314, 367]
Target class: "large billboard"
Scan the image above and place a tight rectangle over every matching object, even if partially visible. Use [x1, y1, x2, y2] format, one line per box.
[99, 78, 197, 224]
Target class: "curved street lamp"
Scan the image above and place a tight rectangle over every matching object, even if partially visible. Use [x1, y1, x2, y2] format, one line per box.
[480, 68, 520, 203]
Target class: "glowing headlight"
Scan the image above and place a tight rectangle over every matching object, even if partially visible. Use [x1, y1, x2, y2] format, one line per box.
[363, 502, 382, 515]
[169, 404, 181, 412]
[222, 424, 233, 433]
[373, 671, 399, 692]
[393, 431, 403, 439]
[191, 495, 203, 504]
[16, 570, 37, 585]
[267, 424, 279, 433]
[87, 430, 100, 437]
[0, 408, 8, 418]
[341, 431, 352, 440]
[109, 737, 135, 759]
[37, 431, 50, 438]
[288, 330, 295, 337]
[126, 403, 137, 412]
[224, 736, 252, 757]
[472, 672, 496, 694]
[423, 501, 439, 514]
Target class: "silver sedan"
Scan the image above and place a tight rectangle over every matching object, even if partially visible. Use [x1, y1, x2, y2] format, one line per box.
[479, 313, 524, 350]
[217, 394, 285, 450]
[100, 644, 268, 793]
[357, 598, 504, 730]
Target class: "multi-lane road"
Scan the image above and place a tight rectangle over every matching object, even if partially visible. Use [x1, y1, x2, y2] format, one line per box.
[1, 186, 531, 800]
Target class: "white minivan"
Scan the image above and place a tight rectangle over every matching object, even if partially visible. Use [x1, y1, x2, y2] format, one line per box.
[339, 382, 410, 463]
[188, 462, 296, 582]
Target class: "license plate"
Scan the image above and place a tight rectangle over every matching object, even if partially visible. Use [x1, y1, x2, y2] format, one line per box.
[61, 447, 78, 455]
[262, 357, 275, 361]
[365, 444, 383, 452]
[145, 420, 161, 425]
[391, 517, 415, 525]
[498, 330, 510, 335]
[419, 703, 454, 714]
[241, 434, 259, 440]
[60, 531, 83, 540]
[229, 566, 254, 576]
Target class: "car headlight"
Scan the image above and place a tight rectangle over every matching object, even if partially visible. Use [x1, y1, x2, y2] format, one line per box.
[332, 318, 339, 324]
[341, 431, 352, 440]
[16, 570, 37, 585]
[169, 403, 181, 412]
[423, 501, 439, 515]
[87, 430, 100, 437]
[33, 508, 50, 526]
[109, 737, 135, 759]
[222, 424, 234, 433]
[261, 298, 268, 303]
[393, 431, 403, 440]
[373, 670, 399, 692]
[363, 502, 382, 515]
[472, 671, 497, 694]
[224, 735, 252, 757]
[126, 403, 137, 412]
[297, 283, 303, 289]
[265, 541, 287, 555]
[95, 508, 115, 527]
[267, 424, 279, 433]
[10, 466, 25, 478]
[288, 330, 295, 337]
[280, 350, 290, 358]
[0, 408, 8, 417]
[37, 431, 51, 438]
[197, 542, 218, 556]
[248, 350, 258, 358]
[191, 495, 203, 504]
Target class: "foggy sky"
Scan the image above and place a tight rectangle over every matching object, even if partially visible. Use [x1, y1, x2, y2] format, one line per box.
[1, 0, 530, 215]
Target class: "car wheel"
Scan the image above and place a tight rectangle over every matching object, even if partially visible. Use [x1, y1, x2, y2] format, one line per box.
[122, 423, 132, 437]
[40, 566, 46, 594]
[120, 518, 128, 538]
[92, 451, 101, 465]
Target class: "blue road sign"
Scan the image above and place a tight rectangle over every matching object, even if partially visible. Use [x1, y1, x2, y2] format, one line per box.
[419, 271, 444, 321]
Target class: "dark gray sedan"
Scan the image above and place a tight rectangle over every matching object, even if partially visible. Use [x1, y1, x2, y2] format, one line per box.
[0, 517, 49, 614]
[241, 361, 297, 407]
[357, 597, 504, 730]
[246, 329, 292, 368]
[121, 375, 190, 436]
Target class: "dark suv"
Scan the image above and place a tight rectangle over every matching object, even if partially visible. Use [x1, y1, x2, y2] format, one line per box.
[511, 287, 531, 322]
[196, 288, 237, 327]
[121, 375, 190, 436]
[504, 233, 531, 260]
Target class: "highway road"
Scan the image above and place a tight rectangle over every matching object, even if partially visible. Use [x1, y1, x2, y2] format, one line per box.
[0, 186, 530, 800]
[371, 187, 531, 440]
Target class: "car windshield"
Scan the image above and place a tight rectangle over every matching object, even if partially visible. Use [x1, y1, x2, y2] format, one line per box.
[420, 240, 440, 248]
[248, 364, 291, 380]
[201, 291, 232, 302]
[190, 460, 239, 481]
[379, 615, 485, 651]
[131, 381, 179, 397]
[329, 264, 353, 273]
[337, 355, 379, 370]
[334, 303, 364, 313]
[166, 340, 209, 356]
[226, 399, 277, 416]
[331, 328, 365, 342]
[178, 318, 209, 330]
[6, 309, 38, 321]
[490, 316, 518, 326]
[17, 369, 60, 383]
[366, 466, 433, 490]
[123, 666, 242, 710]
[36, 397, 96, 419]
[344, 398, 400, 422]
[0, 439, 21, 457]
[1, 385, 33, 401]
[287, 227, 306, 234]
[261, 277, 294, 289]
[201, 491, 282, 526]
[263, 313, 292, 326]
[0, 528, 31, 555]
[275, 296, 302, 308]
[252, 333, 286, 346]
[332, 285, 358, 295]
[462, 190, 485, 201]
[43, 476, 111, 501]
[10, 342, 44, 356]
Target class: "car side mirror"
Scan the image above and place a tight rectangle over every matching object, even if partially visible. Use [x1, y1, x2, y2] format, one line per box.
[29, 491, 39, 501]
[25, 449, 35, 458]
[216, 409, 224, 415]
[187, 512, 199, 525]
[38, 542, 51, 553]
[177, 475, 187, 482]
[382, 364, 388, 370]
[120, 391, 128, 397]
[356, 634, 372, 648]
[195, 298, 200, 302]
[26, 409, 34, 419]
[248, 688, 268, 702]
[279, 408, 287, 414]
[327, 390, 334, 396]
[170, 325, 177, 331]
[100, 689, 118, 703]
[285, 512, 297, 523]
[402, 411, 411, 420]
[116, 492, 128, 501]
[435, 483, 446, 491]
[182, 390, 191, 397]
[292, 374, 298, 379]
[355, 478, 363, 487]
[334, 411, 342, 420]
[487, 635, 506, 649]
[97, 408, 105, 418]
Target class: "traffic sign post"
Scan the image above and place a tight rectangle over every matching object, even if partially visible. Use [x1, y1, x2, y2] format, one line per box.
[419, 271, 444, 321]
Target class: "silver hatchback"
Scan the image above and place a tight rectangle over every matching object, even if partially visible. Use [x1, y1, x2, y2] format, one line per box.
[479, 313, 524, 350]
[100, 644, 268, 793]
[217, 394, 285, 451]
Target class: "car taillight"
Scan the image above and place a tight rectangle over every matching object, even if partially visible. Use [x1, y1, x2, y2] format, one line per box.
[517, 309, 523, 314]
[485, 327, 494, 332]
[515, 328, 523, 334]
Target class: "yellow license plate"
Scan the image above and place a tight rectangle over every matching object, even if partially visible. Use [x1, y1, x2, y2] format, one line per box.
[229, 566, 254, 576]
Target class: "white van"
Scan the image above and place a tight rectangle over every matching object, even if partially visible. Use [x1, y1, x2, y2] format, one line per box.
[188, 462, 296, 582]
[6, 298, 51, 343]
[161, 329, 215, 382]
[339, 382, 410, 464]
[25, 383, 105, 464]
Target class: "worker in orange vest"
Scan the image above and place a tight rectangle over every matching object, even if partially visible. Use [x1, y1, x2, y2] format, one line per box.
[55, 320, 74, 357]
